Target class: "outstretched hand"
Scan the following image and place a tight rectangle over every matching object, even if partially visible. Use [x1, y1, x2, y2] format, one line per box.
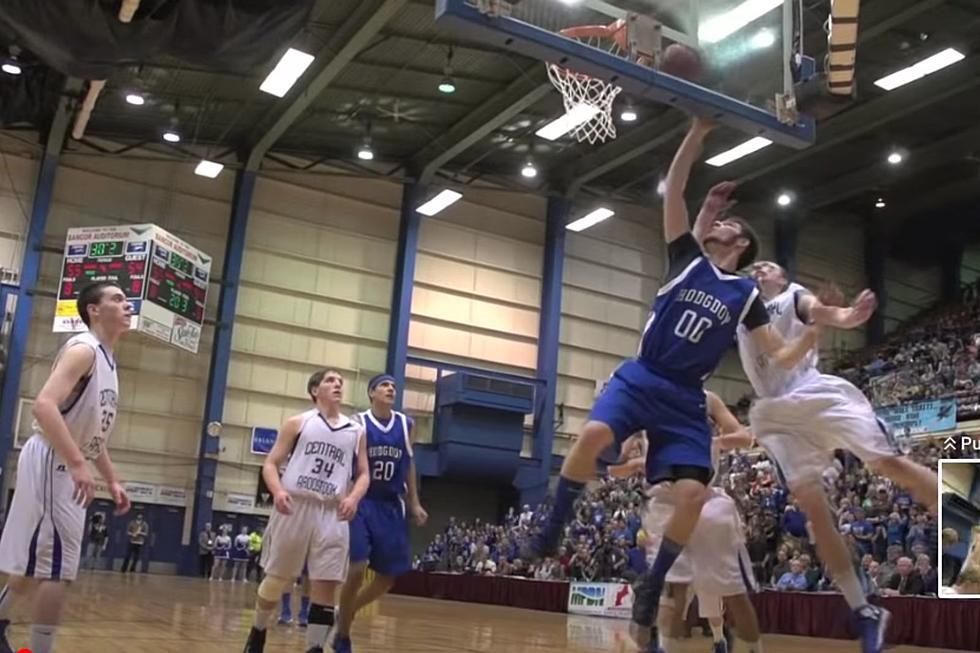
[702, 181, 738, 216]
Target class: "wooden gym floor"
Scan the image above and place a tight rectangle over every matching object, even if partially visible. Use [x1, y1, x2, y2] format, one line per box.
[0, 572, 963, 652]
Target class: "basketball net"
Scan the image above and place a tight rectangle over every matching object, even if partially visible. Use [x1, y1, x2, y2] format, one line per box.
[546, 21, 632, 144]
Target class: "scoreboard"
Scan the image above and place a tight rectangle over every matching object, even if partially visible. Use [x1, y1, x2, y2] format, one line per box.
[55, 224, 212, 353]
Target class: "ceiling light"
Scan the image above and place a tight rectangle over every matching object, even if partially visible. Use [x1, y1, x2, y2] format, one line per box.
[699, 0, 782, 44]
[194, 160, 224, 178]
[776, 192, 793, 207]
[1, 62, 21, 76]
[750, 29, 776, 49]
[705, 136, 773, 167]
[875, 198, 886, 209]
[357, 141, 374, 160]
[260, 47, 315, 98]
[567, 207, 614, 232]
[620, 106, 638, 122]
[125, 93, 145, 106]
[874, 48, 965, 91]
[416, 189, 462, 216]
[438, 77, 456, 94]
[886, 151, 903, 165]
[521, 161, 538, 178]
[162, 131, 181, 143]
[536, 104, 600, 141]
[656, 178, 667, 197]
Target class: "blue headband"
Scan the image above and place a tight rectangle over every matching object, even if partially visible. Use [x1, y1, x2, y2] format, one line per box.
[368, 373, 396, 395]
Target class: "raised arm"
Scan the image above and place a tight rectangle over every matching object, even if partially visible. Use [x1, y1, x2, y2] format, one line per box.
[705, 391, 754, 450]
[664, 118, 715, 243]
[747, 323, 821, 370]
[799, 287, 877, 330]
[692, 181, 738, 243]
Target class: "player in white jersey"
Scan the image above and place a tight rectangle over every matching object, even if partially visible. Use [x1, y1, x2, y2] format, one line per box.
[243, 369, 369, 653]
[736, 261, 939, 653]
[0, 281, 132, 653]
[610, 392, 762, 653]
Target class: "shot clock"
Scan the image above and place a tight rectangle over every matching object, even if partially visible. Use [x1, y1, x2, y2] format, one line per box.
[55, 224, 212, 353]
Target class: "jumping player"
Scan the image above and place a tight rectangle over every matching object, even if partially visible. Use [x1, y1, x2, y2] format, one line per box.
[243, 369, 369, 653]
[526, 118, 819, 649]
[332, 373, 428, 653]
[0, 281, 132, 653]
[737, 261, 938, 652]
[609, 392, 762, 653]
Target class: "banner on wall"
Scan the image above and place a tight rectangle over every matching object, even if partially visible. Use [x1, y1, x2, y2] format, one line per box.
[90, 479, 188, 506]
[251, 427, 277, 455]
[876, 398, 957, 436]
[567, 582, 634, 619]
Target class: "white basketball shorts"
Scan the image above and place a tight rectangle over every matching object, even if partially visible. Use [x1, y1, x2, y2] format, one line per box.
[643, 486, 756, 600]
[0, 435, 86, 581]
[261, 497, 349, 582]
[751, 373, 900, 488]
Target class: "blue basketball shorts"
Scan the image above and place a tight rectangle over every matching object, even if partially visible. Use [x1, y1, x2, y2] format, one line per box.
[589, 359, 712, 481]
[349, 497, 410, 577]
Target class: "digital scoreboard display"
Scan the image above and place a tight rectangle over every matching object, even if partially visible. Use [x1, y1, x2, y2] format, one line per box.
[57, 241, 148, 303]
[147, 244, 207, 325]
[55, 225, 212, 353]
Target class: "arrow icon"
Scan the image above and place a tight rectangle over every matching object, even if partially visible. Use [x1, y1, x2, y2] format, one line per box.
[943, 437, 957, 451]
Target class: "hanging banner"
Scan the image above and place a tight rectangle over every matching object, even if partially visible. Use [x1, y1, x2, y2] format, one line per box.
[876, 398, 957, 436]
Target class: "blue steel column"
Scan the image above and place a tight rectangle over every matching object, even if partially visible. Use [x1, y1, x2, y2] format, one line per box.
[520, 194, 568, 507]
[774, 213, 798, 280]
[0, 79, 79, 513]
[864, 215, 887, 346]
[0, 153, 60, 510]
[386, 182, 424, 410]
[184, 168, 255, 574]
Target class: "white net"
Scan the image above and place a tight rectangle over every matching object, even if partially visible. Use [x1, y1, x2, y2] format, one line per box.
[546, 65, 622, 144]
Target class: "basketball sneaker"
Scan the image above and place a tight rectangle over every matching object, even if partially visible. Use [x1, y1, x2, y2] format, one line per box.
[712, 639, 729, 653]
[305, 648, 323, 653]
[855, 605, 890, 653]
[628, 571, 659, 648]
[332, 635, 353, 653]
[242, 626, 266, 653]
[0, 619, 13, 653]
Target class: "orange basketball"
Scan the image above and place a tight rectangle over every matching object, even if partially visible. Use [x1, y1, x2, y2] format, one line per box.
[660, 44, 703, 81]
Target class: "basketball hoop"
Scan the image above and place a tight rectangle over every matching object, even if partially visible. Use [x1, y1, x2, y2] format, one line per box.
[546, 20, 630, 144]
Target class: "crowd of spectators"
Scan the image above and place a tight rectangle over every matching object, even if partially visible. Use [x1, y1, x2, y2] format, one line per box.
[415, 290, 980, 595]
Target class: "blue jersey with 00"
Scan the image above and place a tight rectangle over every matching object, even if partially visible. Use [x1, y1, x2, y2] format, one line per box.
[360, 410, 413, 501]
[639, 255, 758, 385]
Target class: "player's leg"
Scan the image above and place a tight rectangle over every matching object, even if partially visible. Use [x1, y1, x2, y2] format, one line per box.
[694, 591, 726, 653]
[306, 580, 339, 652]
[656, 582, 689, 653]
[279, 587, 294, 625]
[245, 573, 292, 651]
[0, 576, 38, 650]
[334, 501, 372, 649]
[306, 507, 350, 653]
[298, 575, 311, 627]
[346, 500, 408, 615]
[724, 594, 762, 653]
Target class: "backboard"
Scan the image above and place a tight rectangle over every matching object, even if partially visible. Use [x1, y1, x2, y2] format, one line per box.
[436, 0, 816, 148]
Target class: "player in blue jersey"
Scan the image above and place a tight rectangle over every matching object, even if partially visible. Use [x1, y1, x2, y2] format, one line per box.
[526, 118, 820, 650]
[332, 374, 427, 653]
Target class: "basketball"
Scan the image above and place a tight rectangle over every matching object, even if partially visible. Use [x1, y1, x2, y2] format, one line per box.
[660, 43, 703, 81]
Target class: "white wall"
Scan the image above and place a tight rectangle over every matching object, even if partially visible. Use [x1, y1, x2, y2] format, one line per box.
[0, 134, 37, 279]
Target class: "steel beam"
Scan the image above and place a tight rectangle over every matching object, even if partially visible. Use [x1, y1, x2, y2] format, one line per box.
[386, 183, 425, 407]
[246, 0, 408, 171]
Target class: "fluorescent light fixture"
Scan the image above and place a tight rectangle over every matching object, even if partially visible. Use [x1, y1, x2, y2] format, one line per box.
[656, 178, 667, 197]
[260, 48, 315, 98]
[567, 207, 614, 232]
[620, 107, 638, 122]
[705, 136, 772, 167]
[875, 198, 886, 209]
[887, 151, 903, 165]
[1, 62, 21, 76]
[162, 131, 181, 143]
[416, 189, 462, 216]
[750, 29, 776, 49]
[700, 0, 782, 44]
[438, 77, 456, 94]
[874, 48, 965, 91]
[194, 160, 224, 178]
[521, 162, 538, 178]
[536, 104, 599, 141]
[357, 145, 374, 160]
[776, 192, 793, 207]
[125, 93, 145, 106]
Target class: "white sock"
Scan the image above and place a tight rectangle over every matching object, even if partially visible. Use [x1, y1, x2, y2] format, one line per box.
[836, 567, 867, 610]
[306, 624, 331, 650]
[660, 635, 680, 653]
[30, 624, 57, 653]
[253, 605, 274, 631]
[710, 621, 724, 643]
[745, 639, 763, 653]
[0, 585, 15, 620]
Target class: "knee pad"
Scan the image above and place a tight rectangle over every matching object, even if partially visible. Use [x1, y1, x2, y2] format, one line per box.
[257, 575, 290, 602]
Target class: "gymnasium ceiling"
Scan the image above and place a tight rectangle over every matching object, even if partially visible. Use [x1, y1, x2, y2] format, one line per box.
[2, 0, 980, 254]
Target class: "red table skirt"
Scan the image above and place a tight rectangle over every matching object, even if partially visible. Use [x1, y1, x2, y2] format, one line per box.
[392, 573, 980, 650]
